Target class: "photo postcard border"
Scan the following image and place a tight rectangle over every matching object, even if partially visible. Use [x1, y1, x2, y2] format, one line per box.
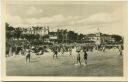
[1, 0, 128, 81]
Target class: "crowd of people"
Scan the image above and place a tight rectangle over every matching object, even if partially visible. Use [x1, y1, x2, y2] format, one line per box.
[6, 41, 123, 66]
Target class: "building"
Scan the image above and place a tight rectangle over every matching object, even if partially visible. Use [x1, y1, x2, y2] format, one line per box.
[22, 26, 49, 36]
[84, 28, 114, 46]
[49, 32, 58, 44]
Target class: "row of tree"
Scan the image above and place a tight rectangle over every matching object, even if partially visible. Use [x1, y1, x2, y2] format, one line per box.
[50, 29, 85, 43]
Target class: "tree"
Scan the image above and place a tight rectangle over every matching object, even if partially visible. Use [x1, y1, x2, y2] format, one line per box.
[6, 23, 15, 39]
[56, 29, 63, 43]
[67, 31, 78, 43]
[111, 35, 123, 44]
[13, 27, 23, 40]
[77, 34, 84, 43]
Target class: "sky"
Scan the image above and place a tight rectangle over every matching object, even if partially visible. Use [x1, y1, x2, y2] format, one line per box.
[6, 1, 127, 35]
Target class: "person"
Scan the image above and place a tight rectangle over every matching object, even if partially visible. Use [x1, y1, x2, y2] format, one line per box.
[119, 49, 122, 56]
[53, 47, 58, 59]
[61, 47, 64, 55]
[102, 45, 105, 52]
[69, 47, 72, 56]
[26, 49, 31, 62]
[83, 49, 88, 66]
[21, 48, 25, 56]
[119, 45, 123, 56]
[76, 46, 81, 53]
[77, 51, 81, 65]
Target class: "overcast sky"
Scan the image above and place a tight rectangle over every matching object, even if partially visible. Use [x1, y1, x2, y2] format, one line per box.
[6, 1, 127, 35]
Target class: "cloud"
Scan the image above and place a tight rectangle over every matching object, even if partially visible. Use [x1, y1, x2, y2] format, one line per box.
[78, 13, 114, 25]
[26, 6, 43, 15]
[6, 8, 124, 35]
[25, 14, 67, 24]
[7, 14, 23, 26]
[78, 8, 123, 26]
[6, 14, 73, 27]
[6, 12, 121, 27]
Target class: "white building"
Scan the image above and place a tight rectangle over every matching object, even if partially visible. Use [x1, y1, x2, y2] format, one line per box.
[22, 26, 49, 36]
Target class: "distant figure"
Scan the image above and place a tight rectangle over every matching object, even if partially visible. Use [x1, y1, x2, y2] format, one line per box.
[69, 48, 72, 56]
[21, 48, 25, 56]
[53, 48, 58, 59]
[26, 49, 31, 62]
[102, 46, 105, 52]
[77, 51, 81, 65]
[83, 50, 88, 66]
[119, 49, 122, 56]
[16, 46, 21, 55]
[119, 45, 123, 56]
[61, 47, 65, 55]
[76, 46, 81, 53]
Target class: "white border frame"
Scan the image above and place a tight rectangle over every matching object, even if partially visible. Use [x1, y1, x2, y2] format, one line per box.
[1, 0, 128, 81]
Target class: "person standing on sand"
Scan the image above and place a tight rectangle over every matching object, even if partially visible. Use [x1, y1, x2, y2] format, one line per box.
[77, 51, 81, 65]
[83, 49, 88, 66]
[26, 49, 31, 62]
[69, 47, 72, 56]
[53, 47, 58, 59]
[118, 45, 123, 56]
